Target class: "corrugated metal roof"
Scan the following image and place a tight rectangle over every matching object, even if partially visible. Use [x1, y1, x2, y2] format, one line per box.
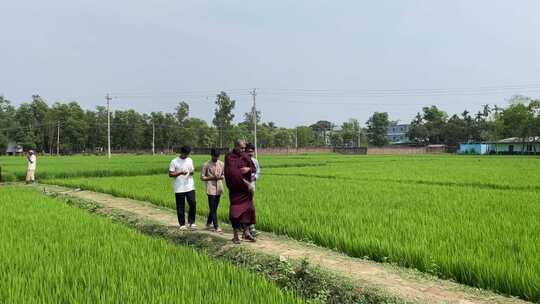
[460, 137, 540, 144]
[496, 137, 540, 143]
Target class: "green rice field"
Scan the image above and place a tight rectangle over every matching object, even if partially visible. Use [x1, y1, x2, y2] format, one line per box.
[0, 186, 301, 304]
[2, 154, 540, 301]
[0, 154, 337, 181]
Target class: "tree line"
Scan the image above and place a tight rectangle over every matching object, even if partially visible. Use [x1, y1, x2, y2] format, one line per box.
[0, 92, 353, 153]
[1, 93, 539, 154]
[406, 95, 540, 147]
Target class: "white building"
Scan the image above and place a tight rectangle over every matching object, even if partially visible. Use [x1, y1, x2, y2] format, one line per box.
[387, 124, 410, 144]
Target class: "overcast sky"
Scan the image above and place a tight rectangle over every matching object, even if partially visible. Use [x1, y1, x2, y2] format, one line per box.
[2, 0, 540, 127]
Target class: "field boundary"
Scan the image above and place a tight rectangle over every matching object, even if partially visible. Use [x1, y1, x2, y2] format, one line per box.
[28, 183, 529, 304]
[42, 189, 400, 304]
[264, 172, 540, 192]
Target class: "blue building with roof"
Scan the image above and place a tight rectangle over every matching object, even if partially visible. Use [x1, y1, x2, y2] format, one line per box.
[459, 137, 540, 155]
[458, 143, 491, 154]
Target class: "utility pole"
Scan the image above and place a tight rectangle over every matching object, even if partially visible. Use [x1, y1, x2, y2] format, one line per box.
[106, 93, 112, 159]
[152, 120, 155, 156]
[57, 121, 60, 156]
[251, 88, 258, 158]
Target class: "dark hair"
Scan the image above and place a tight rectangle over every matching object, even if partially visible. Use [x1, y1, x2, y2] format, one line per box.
[210, 148, 220, 157]
[180, 146, 191, 154]
[245, 143, 255, 151]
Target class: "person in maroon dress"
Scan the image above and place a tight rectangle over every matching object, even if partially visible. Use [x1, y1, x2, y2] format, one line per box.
[224, 139, 257, 244]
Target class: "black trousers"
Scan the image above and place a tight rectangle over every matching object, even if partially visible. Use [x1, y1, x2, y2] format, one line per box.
[206, 195, 221, 229]
[175, 190, 196, 226]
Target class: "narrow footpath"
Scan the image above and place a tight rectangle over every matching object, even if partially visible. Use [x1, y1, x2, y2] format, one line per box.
[34, 184, 528, 304]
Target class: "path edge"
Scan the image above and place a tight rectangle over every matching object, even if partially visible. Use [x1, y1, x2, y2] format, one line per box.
[36, 186, 407, 304]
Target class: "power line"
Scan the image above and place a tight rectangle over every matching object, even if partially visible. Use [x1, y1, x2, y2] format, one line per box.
[259, 81, 540, 93]
[110, 88, 251, 95]
[112, 93, 252, 99]
[261, 99, 505, 107]
[109, 88, 540, 99]
[257, 88, 540, 98]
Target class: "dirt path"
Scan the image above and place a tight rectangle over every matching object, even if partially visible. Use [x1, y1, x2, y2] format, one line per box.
[35, 184, 528, 304]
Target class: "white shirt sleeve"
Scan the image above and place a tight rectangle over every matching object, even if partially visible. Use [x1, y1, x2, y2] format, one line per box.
[253, 159, 260, 180]
[188, 158, 194, 173]
[169, 160, 176, 172]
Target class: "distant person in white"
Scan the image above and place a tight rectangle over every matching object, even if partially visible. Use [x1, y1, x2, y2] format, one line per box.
[169, 146, 197, 230]
[26, 150, 37, 184]
[245, 143, 260, 236]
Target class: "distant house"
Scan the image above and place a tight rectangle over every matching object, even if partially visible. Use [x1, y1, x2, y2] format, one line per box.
[459, 143, 492, 155]
[491, 137, 540, 154]
[5, 142, 23, 155]
[387, 124, 410, 144]
[459, 137, 540, 155]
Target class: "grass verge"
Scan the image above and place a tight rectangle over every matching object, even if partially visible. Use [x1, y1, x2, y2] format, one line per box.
[43, 189, 405, 304]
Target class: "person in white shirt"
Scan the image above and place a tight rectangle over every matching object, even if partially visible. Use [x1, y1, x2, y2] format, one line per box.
[169, 146, 197, 230]
[246, 144, 260, 190]
[245, 143, 260, 236]
[26, 150, 37, 184]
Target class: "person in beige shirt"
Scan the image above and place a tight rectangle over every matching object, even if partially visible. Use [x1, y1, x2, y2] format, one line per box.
[201, 148, 225, 233]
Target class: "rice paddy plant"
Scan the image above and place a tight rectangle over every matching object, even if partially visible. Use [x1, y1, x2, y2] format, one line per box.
[0, 186, 302, 304]
[265, 154, 540, 190]
[0, 153, 340, 181]
[47, 167, 540, 302]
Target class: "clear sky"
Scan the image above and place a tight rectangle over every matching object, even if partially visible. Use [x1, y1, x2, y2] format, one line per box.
[1, 0, 540, 127]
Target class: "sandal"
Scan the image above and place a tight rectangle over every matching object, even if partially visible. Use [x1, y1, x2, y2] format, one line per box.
[231, 237, 241, 244]
[242, 231, 257, 243]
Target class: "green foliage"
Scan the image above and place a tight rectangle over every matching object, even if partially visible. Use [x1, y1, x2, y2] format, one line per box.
[408, 100, 540, 146]
[184, 117, 216, 148]
[67, 194, 398, 304]
[0, 186, 302, 304]
[274, 128, 294, 147]
[407, 106, 448, 144]
[50, 101, 88, 152]
[366, 112, 390, 147]
[111, 109, 147, 150]
[296, 126, 316, 147]
[0, 96, 16, 150]
[310, 120, 333, 146]
[241, 109, 262, 132]
[3, 93, 540, 154]
[175, 101, 190, 125]
[84, 106, 108, 151]
[0, 154, 345, 181]
[500, 103, 534, 138]
[213, 91, 236, 148]
[340, 119, 362, 147]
